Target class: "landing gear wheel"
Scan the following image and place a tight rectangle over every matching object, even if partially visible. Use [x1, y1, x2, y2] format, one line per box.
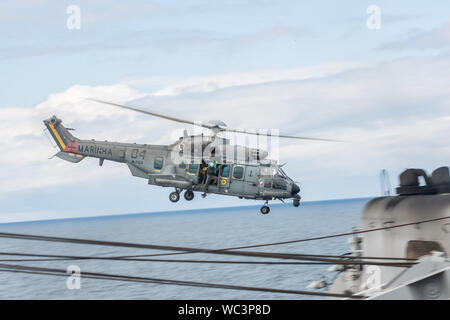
[184, 190, 194, 201]
[260, 206, 270, 214]
[293, 198, 300, 207]
[169, 191, 180, 203]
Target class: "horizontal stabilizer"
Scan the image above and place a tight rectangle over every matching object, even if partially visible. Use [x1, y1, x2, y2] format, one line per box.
[56, 151, 85, 163]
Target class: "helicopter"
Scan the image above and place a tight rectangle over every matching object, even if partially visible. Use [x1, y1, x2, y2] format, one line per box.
[43, 99, 338, 214]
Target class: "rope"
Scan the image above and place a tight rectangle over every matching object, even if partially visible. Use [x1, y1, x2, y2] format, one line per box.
[210, 215, 450, 250]
[0, 263, 366, 299]
[0, 214, 441, 298]
[113, 214, 450, 259]
[0, 233, 415, 266]
[0, 251, 414, 267]
[3, 214, 445, 263]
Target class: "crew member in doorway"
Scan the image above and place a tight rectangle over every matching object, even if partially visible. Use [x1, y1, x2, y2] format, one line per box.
[202, 161, 217, 197]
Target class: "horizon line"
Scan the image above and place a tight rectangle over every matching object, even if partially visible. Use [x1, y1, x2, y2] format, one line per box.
[0, 196, 374, 226]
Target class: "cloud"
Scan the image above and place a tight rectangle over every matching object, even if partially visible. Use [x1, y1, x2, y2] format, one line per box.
[0, 55, 449, 201]
[380, 20, 450, 51]
[125, 55, 450, 196]
[121, 62, 364, 96]
[0, 22, 313, 61]
[0, 84, 143, 193]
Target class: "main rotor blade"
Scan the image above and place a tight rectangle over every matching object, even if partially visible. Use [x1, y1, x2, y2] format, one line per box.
[222, 128, 344, 142]
[87, 98, 216, 130]
[89, 98, 344, 142]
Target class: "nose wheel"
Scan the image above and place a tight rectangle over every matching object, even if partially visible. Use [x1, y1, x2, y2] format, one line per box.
[260, 205, 270, 214]
[260, 200, 270, 214]
[293, 198, 300, 207]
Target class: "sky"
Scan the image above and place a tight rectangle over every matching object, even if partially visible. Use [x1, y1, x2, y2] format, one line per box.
[0, 0, 449, 222]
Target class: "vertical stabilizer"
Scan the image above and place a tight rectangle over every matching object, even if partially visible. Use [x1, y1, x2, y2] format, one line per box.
[43, 116, 77, 151]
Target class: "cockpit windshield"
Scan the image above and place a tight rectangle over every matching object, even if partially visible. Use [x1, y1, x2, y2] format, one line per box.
[260, 166, 288, 177]
[260, 165, 290, 190]
[276, 166, 291, 180]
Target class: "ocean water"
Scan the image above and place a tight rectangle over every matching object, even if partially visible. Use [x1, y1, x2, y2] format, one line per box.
[0, 198, 369, 299]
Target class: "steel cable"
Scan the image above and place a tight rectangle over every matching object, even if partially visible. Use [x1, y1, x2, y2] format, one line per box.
[0, 233, 415, 266]
[0, 263, 366, 299]
[0, 251, 414, 267]
[2, 215, 444, 264]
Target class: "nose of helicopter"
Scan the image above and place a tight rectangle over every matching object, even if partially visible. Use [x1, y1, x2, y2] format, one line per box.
[291, 183, 300, 195]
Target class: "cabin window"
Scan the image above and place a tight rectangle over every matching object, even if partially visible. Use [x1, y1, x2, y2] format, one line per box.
[154, 157, 164, 170]
[179, 162, 186, 169]
[232, 166, 244, 179]
[188, 163, 199, 174]
[221, 165, 230, 177]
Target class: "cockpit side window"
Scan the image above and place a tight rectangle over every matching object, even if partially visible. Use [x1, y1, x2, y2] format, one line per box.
[273, 177, 287, 190]
[260, 165, 273, 188]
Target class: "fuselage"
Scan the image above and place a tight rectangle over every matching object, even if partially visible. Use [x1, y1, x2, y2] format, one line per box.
[44, 115, 300, 203]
